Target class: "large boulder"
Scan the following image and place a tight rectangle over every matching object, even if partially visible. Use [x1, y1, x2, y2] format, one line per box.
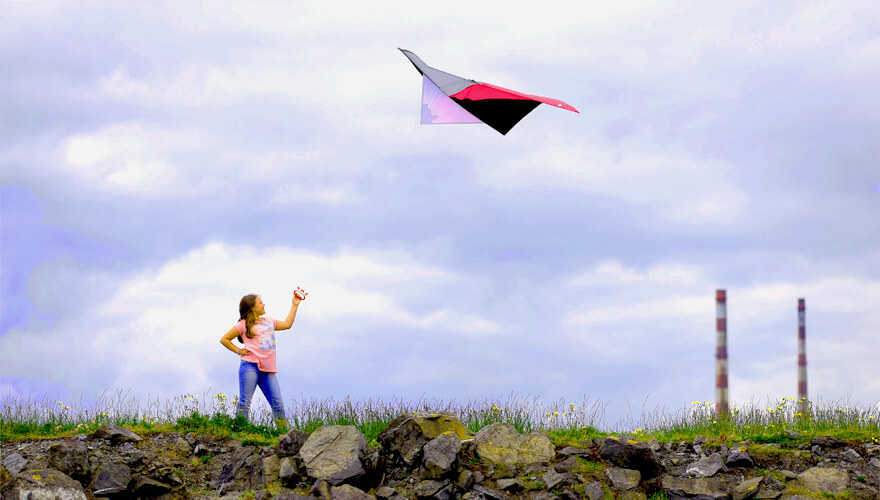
[1, 468, 88, 500]
[599, 436, 663, 479]
[379, 412, 475, 466]
[474, 423, 555, 465]
[796, 467, 849, 495]
[299, 425, 367, 485]
[661, 475, 730, 500]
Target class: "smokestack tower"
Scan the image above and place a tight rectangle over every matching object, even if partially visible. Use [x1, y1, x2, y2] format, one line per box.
[798, 298, 808, 414]
[715, 289, 729, 419]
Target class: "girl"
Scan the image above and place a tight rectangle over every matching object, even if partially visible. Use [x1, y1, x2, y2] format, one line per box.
[219, 289, 306, 429]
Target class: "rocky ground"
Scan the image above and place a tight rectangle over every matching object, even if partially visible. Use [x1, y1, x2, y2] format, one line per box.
[2, 413, 879, 499]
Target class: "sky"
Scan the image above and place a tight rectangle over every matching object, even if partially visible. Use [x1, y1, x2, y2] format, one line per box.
[1, 0, 879, 430]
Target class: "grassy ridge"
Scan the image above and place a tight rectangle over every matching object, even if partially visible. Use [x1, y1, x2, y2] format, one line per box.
[1, 390, 877, 447]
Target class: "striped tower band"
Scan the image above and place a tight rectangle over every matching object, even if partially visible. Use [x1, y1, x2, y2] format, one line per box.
[798, 298, 807, 406]
[716, 289, 729, 418]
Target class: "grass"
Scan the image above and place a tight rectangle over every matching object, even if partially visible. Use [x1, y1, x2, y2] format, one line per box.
[1, 390, 877, 449]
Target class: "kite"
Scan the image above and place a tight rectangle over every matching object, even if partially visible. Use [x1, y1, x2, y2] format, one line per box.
[400, 48, 578, 135]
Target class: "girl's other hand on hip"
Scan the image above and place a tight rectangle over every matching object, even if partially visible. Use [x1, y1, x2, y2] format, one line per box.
[240, 349, 251, 356]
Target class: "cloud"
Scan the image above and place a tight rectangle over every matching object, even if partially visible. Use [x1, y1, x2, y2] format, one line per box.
[0, 242, 503, 402]
[554, 257, 880, 411]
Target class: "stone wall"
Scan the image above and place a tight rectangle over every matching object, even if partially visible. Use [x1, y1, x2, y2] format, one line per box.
[2, 414, 879, 500]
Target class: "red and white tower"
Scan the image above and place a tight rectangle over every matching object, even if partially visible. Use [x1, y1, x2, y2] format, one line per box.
[716, 289, 729, 419]
[798, 298, 808, 413]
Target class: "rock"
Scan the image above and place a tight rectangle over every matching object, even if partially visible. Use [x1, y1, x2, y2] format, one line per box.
[583, 481, 605, 500]
[216, 445, 257, 488]
[686, 453, 728, 477]
[246, 453, 265, 489]
[732, 476, 763, 500]
[263, 454, 281, 483]
[174, 436, 193, 454]
[331, 484, 376, 500]
[153, 466, 183, 486]
[2, 468, 87, 500]
[132, 476, 173, 497]
[475, 423, 555, 465]
[661, 475, 730, 500]
[47, 441, 90, 480]
[530, 492, 560, 500]
[693, 436, 707, 445]
[379, 412, 475, 466]
[280, 456, 304, 485]
[726, 449, 756, 468]
[810, 437, 847, 449]
[869, 457, 880, 469]
[754, 488, 782, 499]
[796, 467, 849, 495]
[299, 425, 367, 485]
[378, 485, 407, 500]
[558, 446, 590, 456]
[471, 484, 511, 500]
[618, 492, 647, 500]
[2, 452, 27, 475]
[605, 467, 640, 490]
[279, 429, 311, 457]
[311, 478, 333, 500]
[414, 479, 454, 500]
[90, 424, 142, 444]
[542, 469, 573, 490]
[554, 456, 579, 473]
[840, 448, 861, 463]
[599, 436, 663, 479]
[489, 464, 516, 479]
[694, 444, 703, 455]
[194, 443, 211, 456]
[496, 478, 523, 492]
[457, 469, 475, 490]
[92, 462, 131, 495]
[421, 431, 461, 479]
[648, 439, 661, 452]
[779, 470, 798, 481]
[784, 430, 800, 438]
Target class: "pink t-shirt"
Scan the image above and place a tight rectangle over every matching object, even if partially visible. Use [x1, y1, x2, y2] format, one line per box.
[235, 316, 279, 373]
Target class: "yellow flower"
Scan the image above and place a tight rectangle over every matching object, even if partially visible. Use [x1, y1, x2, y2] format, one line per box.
[32, 474, 42, 481]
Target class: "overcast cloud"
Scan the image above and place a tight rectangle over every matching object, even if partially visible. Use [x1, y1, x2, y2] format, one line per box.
[2, 0, 878, 428]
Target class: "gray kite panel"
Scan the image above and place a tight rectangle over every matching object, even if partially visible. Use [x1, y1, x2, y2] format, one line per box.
[399, 49, 475, 96]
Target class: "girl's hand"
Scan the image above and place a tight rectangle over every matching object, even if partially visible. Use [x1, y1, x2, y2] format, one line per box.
[293, 287, 308, 303]
[239, 349, 251, 357]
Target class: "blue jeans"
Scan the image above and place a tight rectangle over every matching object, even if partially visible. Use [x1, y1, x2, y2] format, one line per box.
[237, 361, 285, 421]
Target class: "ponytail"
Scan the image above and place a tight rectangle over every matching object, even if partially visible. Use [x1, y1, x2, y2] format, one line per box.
[238, 294, 259, 339]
